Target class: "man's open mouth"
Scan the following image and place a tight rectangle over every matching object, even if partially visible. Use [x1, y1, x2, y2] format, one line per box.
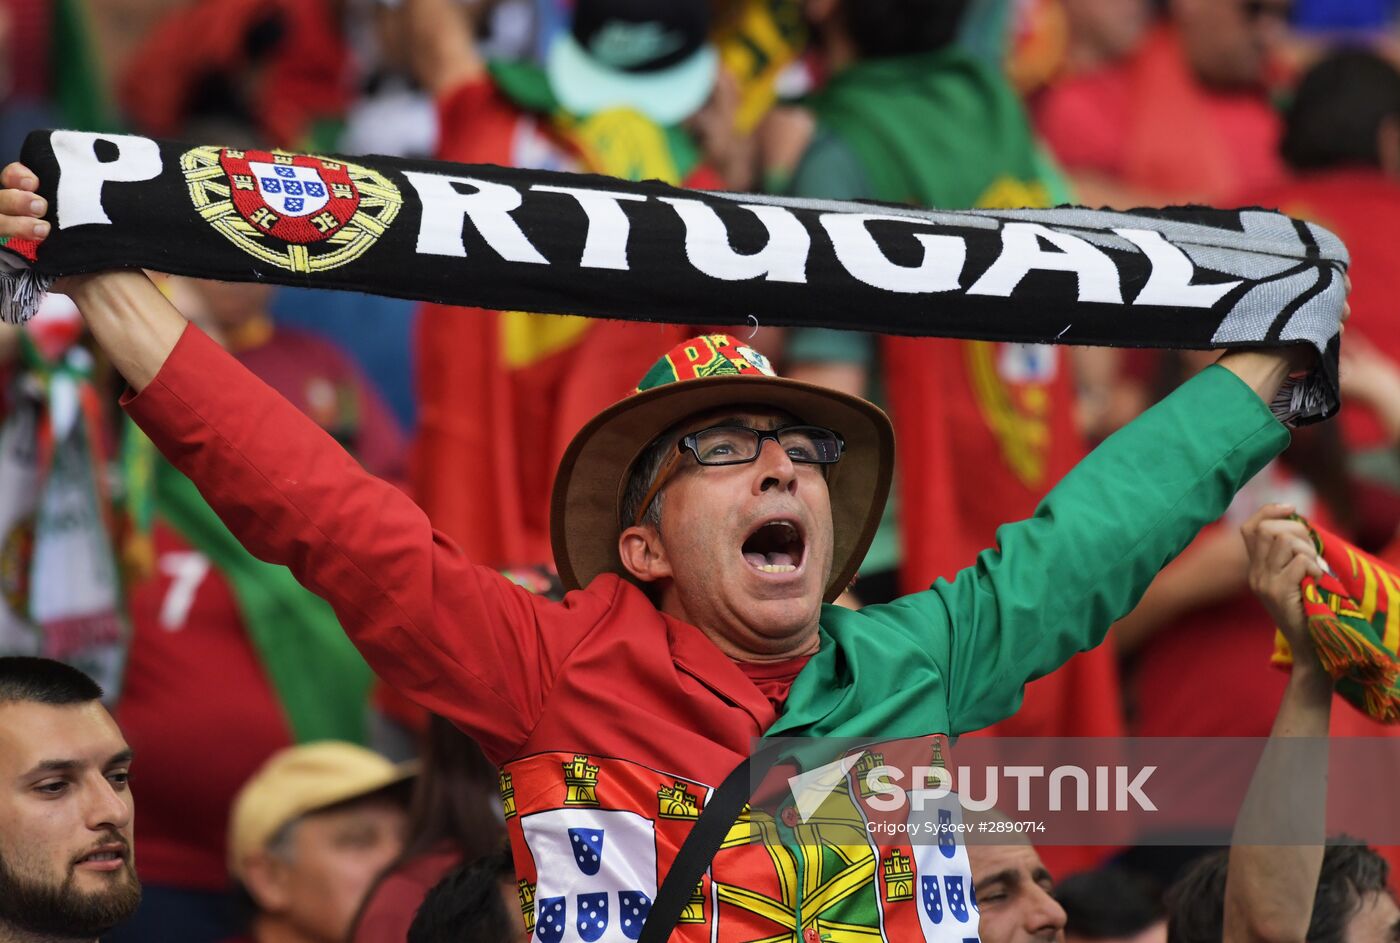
[741, 519, 806, 574]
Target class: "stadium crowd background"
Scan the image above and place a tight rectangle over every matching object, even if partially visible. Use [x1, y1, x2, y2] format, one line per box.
[3, 0, 1400, 940]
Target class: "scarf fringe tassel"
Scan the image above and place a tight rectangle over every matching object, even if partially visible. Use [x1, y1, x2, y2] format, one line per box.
[0, 254, 51, 325]
[1309, 612, 1400, 723]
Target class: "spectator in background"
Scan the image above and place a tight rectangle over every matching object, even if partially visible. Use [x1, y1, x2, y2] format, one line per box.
[268, 285, 420, 433]
[0, 293, 129, 696]
[1163, 505, 1400, 943]
[1168, 847, 1397, 943]
[778, 0, 1079, 606]
[108, 274, 403, 943]
[350, 716, 503, 942]
[222, 742, 413, 943]
[117, 0, 350, 150]
[180, 277, 407, 481]
[1035, 0, 1291, 207]
[1250, 49, 1400, 549]
[1058, 0, 1155, 75]
[1055, 868, 1165, 943]
[0, 657, 139, 943]
[406, 847, 528, 943]
[966, 831, 1068, 943]
[1108, 49, 1400, 887]
[1341, 334, 1400, 559]
[404, 0, 732, 572]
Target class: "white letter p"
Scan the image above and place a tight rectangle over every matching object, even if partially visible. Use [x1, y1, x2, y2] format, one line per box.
[51, 131, 162, 229]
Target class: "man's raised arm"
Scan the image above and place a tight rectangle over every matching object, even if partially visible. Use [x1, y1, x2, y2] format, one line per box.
[1215, 348, 1309, 411]
[0, 163, 600, 762]
[883, 344, 1313, 734]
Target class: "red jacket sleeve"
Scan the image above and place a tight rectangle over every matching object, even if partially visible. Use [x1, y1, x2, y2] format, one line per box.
[122, 324, 608, 762]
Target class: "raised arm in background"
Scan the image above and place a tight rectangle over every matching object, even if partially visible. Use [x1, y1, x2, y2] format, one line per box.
[0, 163, 605, 763]
[1224, 504, 1332, 943]
[402, 0, 485, 97]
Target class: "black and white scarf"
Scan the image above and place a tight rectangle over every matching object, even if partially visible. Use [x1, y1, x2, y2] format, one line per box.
[2, 130, 1349, 424]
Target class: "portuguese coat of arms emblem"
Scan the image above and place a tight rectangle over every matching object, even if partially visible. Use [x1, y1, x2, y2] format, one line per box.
[180, 146, 401, 273]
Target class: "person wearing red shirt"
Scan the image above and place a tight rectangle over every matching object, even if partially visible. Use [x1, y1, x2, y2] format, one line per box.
[1034, 0, 1291, 208]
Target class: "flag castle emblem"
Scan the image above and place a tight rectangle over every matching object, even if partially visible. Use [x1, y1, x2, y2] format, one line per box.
[520, 880, 537, 934]
[656, 781, 700, 820]
[856, 751, 887, 798]
[500, 770, 517, 819]
[564, 755, 601, 806]
[180, 146, 401, 273]
[884, 849, 914, 902]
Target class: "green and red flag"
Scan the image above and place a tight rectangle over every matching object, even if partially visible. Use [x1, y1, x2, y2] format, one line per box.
[123, 423, 374, 743]
[1272, 519, 1400, 723]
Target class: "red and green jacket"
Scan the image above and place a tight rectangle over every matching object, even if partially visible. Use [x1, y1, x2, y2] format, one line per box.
[126, 324, 1287, 941]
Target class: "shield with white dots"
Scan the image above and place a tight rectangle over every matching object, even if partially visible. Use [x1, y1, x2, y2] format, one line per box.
[248, 161, 331, 218]
[521, 808, 658, 942]
[908, 794, 981, 942]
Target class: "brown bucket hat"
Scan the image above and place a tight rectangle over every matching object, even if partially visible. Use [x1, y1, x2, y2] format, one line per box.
[550, 333, 895, 602]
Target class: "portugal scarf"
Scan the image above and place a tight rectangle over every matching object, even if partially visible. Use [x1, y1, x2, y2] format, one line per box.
[1272, 519, 1400, 723]
[2, 129, 1349, 424]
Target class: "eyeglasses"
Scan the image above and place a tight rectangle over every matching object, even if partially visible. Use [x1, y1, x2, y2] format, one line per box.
[680, 425, 845, 466]
[630, 424, 844, 527]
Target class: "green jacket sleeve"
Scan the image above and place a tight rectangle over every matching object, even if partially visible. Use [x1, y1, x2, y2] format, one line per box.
[870, 364, 1290, 734]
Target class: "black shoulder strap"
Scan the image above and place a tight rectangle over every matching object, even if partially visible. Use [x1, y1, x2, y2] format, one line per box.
[638, 743, 785, 943]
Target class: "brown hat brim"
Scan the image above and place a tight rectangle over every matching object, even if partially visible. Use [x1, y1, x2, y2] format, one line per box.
[550, 374, 894, 603]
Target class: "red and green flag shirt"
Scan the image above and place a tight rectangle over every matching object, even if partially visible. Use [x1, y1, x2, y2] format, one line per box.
[124, 323, 1286, 941]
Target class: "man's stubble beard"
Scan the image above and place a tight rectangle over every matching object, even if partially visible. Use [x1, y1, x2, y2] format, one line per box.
[0, 837, 141, 940]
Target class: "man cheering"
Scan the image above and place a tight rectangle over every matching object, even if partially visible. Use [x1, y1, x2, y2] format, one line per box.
[0, 160, 1328, 941]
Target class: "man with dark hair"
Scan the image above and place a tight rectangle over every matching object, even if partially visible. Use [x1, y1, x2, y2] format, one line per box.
[1280, 49, 1400, 174]
[0, 656, 141, 942]
[1167, 845, 1397, 943]
[1055, 867, 1164, 943]
[966, 836, 1068, 943]
[826, 0, 971, 60]
[407, 847, 528, 943]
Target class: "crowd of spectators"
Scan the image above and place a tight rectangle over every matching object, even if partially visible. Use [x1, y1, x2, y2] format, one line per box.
[3, 0, 1400, 940]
